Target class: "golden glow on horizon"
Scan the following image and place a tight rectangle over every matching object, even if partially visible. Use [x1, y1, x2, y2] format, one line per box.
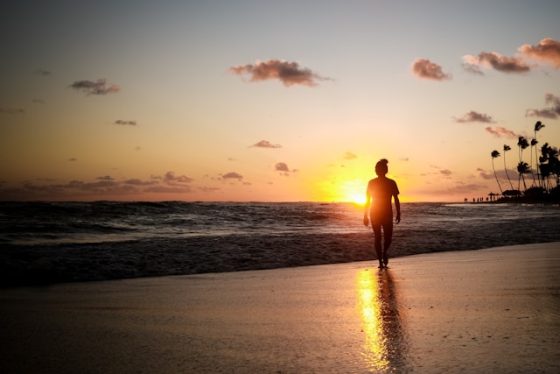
[317, 177, 368, 204]
[356, 270, 389, 370]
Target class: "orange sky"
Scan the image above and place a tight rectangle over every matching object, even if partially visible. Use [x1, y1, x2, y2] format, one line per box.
[1, 1, 559, 202]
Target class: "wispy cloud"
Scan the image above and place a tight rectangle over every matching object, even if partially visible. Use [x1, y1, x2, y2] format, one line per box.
[275, 162, 297, 176]
[0, 107, 25, 114]
[34, 69, 51, 76]
[519, 38, 560, 68]
[123, 178, 158, 186]
[163, 171, 193, 184]
[454, 111, 496, 123]
[144, 185, 192, 193]
[411, 59, 451, 80]
[70, 79, 120, 95]
[526, 93, 560, 119]
[222, 172, 243, 180]
[462, 62, 484, 75]
[251, 140, 282, 148]
[462, 52, 530, 74]
[32, 99, 45, 104]
[198, 186, 220, 193]
[443, 183, 487, 194]
[485, 126, 519, 139]
[230, 59, 329, 87]
[0, 171, 198, 199]
[440, 169, 452, 176]
[114, 120, 137, 126]
[343, 151, 357, 160]
[478, 167, 518, 181]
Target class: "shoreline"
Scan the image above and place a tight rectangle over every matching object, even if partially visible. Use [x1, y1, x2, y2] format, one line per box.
[2, 236, 560, 287]
[1, 242, 559, 373]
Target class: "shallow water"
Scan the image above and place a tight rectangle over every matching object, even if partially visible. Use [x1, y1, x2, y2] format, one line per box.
[1, 202, 559, 284]
[1, 201, 558, 245]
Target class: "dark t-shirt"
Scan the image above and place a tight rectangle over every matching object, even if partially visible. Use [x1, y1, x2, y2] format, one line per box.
[367, 177, 399, 223]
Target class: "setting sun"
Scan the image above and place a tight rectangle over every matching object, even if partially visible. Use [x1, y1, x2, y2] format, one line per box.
[340, 179, 367, 205]
[348, 192, 367, 205]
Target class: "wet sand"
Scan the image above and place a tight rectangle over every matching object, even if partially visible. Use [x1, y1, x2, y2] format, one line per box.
[1, 242, 559, 373]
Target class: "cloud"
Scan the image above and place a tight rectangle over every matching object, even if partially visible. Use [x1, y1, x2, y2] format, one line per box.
[251, 140, 282, 148]
[411, 59, 451, 80]
[462, 52, 530, 73]
[97, 175, 114, 182]
[275, 162, 297, 176]
[440, 169, 452, 176]
[478, 168, 518, 181]
[222, 172, 243, 180]
[229, 59, 329, 87]
[163, 171, 193, 184]
[519, 38, 560, 68]
[0, 171, 201, 199]
[123, 178, 158, 186]
[0, 107, 25, 114]
[526, 93, 560, 119]
[34, 69, 51, 76]
[198, 186, 220, 193]
[70, 79, 120, 95]
[144, 185, 192, 193]
[485, 126, 519, 139]
[114, 120, 137, 126]
[454, 111, 496, 123]
[444, 183, 488, 194]
[68, 158, 77, 162]
[32, 99, 45, 104]
[462, 62, 484, 75]
[275, 162, 290, 172]
[343, 151, 357, 160]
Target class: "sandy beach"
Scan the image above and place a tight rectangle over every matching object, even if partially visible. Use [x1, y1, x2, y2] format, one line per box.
[1, 242, 559, 373]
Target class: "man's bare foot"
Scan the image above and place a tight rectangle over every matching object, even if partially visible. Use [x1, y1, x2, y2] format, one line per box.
[383, 252, 389, 267]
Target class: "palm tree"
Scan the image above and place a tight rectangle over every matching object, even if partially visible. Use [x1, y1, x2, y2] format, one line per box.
[491, 150, 503, 195]
[534, 121, 545, 186]
[503, 144, 514, 191]
[517, 136, 529, 190]
[517, 161, 530, 191]
[530, 138, 538, 186]
[540, 143, 560, 191]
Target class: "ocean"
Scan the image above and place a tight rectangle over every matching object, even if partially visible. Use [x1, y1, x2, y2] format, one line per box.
[1, 201, 559, 285]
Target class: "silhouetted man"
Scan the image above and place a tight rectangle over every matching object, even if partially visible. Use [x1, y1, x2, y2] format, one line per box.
[363, 159, 401, 268]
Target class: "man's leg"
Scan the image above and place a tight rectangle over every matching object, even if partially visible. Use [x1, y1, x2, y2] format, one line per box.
[382, 222, 393, 266]
[372, 223, 383, 268]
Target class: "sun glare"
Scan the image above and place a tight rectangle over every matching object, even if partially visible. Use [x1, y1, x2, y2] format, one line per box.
[349, 192, 367, 205]
[340, 179, 367, 205]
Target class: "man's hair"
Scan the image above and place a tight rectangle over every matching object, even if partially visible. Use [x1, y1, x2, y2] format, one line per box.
[375, 159, 389, 175]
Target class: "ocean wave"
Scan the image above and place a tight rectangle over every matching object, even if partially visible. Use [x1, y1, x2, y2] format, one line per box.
[1, 202, 560, 285]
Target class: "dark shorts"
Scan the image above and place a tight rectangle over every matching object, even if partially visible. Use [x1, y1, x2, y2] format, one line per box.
[370, 216, 393, 233]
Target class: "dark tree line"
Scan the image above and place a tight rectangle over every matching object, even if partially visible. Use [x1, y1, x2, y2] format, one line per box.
[490, 121, 559, 202]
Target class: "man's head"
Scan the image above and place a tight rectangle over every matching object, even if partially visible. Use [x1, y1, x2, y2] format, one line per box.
[375, 159, 389, 176]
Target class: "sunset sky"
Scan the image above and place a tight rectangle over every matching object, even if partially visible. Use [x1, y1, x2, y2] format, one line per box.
[1, 0, 559, 202]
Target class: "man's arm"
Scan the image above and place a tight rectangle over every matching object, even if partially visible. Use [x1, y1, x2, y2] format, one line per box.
[363, 184, 371, 226]
[394, 194, 401, 224]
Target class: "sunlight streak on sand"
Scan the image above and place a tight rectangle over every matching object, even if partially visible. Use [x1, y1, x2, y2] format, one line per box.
[356, 269, 389, 371]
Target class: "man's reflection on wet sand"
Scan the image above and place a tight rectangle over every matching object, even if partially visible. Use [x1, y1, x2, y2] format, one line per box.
[356, 269, 409, 372]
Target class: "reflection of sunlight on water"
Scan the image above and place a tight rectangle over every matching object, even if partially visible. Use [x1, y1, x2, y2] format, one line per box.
[356, 269, 389, 370]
